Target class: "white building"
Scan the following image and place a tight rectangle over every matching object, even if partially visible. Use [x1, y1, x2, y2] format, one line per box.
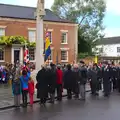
[94, 36, 120, 62]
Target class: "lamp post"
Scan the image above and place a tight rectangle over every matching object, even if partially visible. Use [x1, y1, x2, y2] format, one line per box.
[35, 0, 46, 70]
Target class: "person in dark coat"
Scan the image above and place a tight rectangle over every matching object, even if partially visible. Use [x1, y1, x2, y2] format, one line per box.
[117, 63, 120, 92]
[72, 64, 79, 99]
[103, 62, 112, 97]
[63, 64, 74, 99]
[111, 62, 118, 91]
[36, 65, 48, 105]
[88, 64, 98, 96]
[47, 63, 57, 103]
[78, 61, 87, 100]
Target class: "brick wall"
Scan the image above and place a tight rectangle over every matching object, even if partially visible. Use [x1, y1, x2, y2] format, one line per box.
[0, 18, 77, 64]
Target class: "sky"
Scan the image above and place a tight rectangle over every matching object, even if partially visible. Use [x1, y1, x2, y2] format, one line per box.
[0, 0, 120, 38]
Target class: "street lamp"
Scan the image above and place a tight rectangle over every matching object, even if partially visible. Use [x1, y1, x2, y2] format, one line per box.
[35, 0, 46, 70]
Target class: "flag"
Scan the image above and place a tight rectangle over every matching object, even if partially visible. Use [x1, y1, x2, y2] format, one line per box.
[44, 31, 51, 61]
[24, 47, 29, 65]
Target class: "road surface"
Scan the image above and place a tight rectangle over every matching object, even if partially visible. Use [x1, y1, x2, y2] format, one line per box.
[0, 92, 120, 120]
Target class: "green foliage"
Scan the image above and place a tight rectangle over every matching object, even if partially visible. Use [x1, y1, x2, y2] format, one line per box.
[27, 42, 36, 48]
[52, 0, 106, 53]
[78, 53, 89, 59]
[0, 36, 36, 47]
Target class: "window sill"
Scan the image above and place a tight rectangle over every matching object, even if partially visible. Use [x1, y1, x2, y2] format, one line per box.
[0, 60, 5, 62]
[30, 60, 36, 62]
[61, 43, 68, 45]
[61, 60, 68, 62]
[48, 60, 53, 63]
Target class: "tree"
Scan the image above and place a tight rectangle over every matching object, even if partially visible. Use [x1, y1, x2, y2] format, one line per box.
[52, 0, 106, 53]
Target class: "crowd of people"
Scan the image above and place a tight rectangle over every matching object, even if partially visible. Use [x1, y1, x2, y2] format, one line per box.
[4, 60, 120, 108]
[36, 60, 120, 106]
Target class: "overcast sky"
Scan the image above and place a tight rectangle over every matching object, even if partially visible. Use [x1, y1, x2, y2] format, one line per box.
[0, 0, 120, 37]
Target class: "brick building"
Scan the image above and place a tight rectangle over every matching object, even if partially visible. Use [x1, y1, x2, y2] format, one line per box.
[0, 4, 78, 64]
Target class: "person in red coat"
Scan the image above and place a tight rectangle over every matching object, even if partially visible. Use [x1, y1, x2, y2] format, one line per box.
[28, 77, 34, 106]
[56, 65, 63, 101]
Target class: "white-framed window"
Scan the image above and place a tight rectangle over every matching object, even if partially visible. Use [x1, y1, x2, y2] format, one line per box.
[61, 32, 68, 44]
[61, 50, 68, 62]
[0, 28, 5, 37]
[28, 30, 36, 42]
[0, 48, 4, 61]
[117, 47, 120, 53]
[29, 48, 35, 61]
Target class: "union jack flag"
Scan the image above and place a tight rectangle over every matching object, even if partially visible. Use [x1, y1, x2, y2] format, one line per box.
[24, 47, 29, 64]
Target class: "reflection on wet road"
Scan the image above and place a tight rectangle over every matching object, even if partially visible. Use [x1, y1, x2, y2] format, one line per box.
[0, 92, 120, 120]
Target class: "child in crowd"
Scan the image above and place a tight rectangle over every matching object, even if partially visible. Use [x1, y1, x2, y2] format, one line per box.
[12, 79, 21, 107]
[28, 77, 34, 106]
[20, 70, 30, 107]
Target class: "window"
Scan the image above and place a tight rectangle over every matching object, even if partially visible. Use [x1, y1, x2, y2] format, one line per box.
[28, 30, 36, 42]
[61, 32, 68, 44]
[61, 50, 68, 62]
[0, 28, 5, 36]
[99, 48, 103, 53]
[117, 47, 120, 53]
[48, 31, 52, 43]
[0, 49, 4, 61]
[29, 49, 35, 61]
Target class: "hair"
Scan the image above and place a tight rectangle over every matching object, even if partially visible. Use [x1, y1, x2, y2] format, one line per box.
[29, 77, 33, 82]
[22, 70, 27, 76]
[67, 64, 71, 70]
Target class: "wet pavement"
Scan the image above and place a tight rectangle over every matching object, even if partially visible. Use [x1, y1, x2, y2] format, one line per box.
[0, 92, 120, 120]
[0, 82, 91, 108]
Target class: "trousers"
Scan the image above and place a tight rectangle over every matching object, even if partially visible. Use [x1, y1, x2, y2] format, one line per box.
[22, 90, 28, 106]
[79, 84, 86, 99]
[56, 84, 62, 101]
[14, 95, 20, 106]
[29, 93, 34, 105]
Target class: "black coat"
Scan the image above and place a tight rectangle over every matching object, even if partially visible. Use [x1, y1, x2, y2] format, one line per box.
[63, 69, 75, 90]
[36, 68, 48, 99]
[46, 68, 57, 94]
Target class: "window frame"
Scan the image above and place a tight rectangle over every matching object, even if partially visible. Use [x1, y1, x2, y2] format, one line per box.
[0, 48, 5, 62]
[61, 50, 68, 62]
[117, 47, 120, 53]
[0, 27, 5, 37]
[28, 30, 36, 43]
[29, 48, 36, 62]
[61, 31, 68, 44]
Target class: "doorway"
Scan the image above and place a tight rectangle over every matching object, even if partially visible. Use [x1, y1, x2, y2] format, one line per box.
[14, 49, 20, 63]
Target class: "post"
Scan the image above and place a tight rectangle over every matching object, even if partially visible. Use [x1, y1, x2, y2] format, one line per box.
[74, 25, 78, 63]
[36, 0, 46, 71]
